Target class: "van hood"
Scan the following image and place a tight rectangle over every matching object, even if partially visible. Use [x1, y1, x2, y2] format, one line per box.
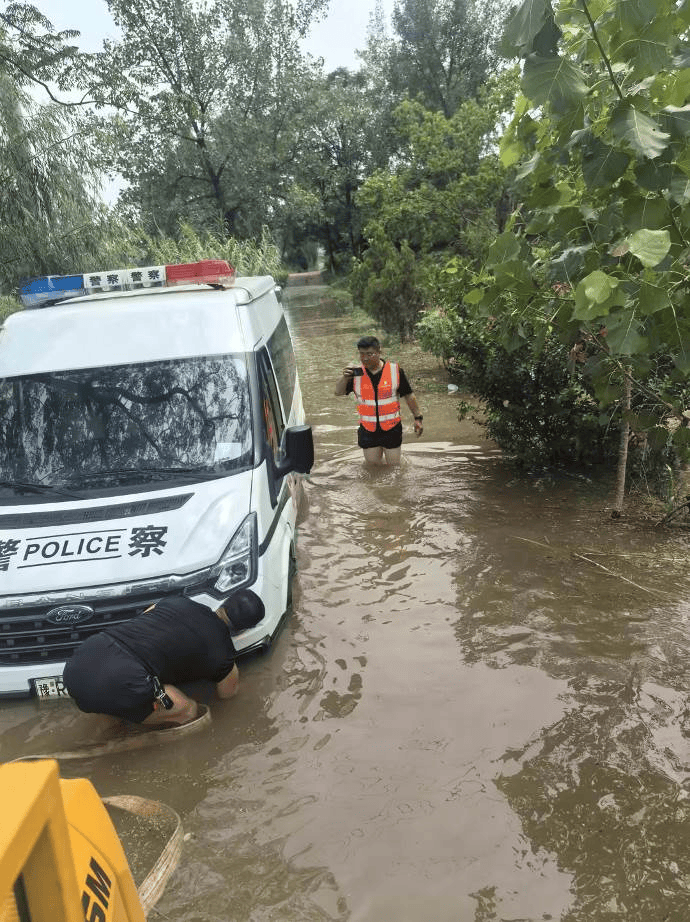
[0, 472, 253, 596]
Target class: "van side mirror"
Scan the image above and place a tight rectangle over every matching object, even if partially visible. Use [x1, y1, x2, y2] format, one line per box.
[275, 425, 314, 477]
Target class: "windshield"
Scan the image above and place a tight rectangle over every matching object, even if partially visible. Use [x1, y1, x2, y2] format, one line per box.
[0, 354, 253, 491]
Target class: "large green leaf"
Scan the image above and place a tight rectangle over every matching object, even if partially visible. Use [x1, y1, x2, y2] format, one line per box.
[530, 183, 564, 206]
[617, 0, 670, 31]
[670, 173, 690, 204]
[514, 152, 541, 180]
[622, 195, 672, 231]
[662, 105, 690, 138]
[550, 206, 588, 236]
[486, 232, 522, 266]
[677, 146, 690, 176]
[609, 103, 670, 158]
[531, 18, 562, 56]
[661, 71, 690, 107]
[634, 160, 674, 191]
[592, 377, 625, 408]
[522, 54, 589, 112]
[616, 32, 675, 76]
[493, 259, 534, 289]
[501, 0, 553, 57]
[582, 137, 631, 187]
[603, 310, 647, 356]
[646, 425, 672, 450]
[549, 244, 592, 282]
[573, 270, 624, 320]
[525, 213, 553, 234]
[672, 426, 690, 451]
[500, 138, 523, 167]
[625, 228, 671, 267]
[637, 280, 672, 315]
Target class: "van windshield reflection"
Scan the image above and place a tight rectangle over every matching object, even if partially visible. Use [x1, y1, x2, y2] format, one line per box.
[0, 354, 252, 491]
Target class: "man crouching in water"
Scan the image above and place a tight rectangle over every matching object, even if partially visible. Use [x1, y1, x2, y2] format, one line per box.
[63, 595, 245, 726]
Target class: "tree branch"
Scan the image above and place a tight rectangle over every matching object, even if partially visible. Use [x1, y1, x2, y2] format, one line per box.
[580, 0, 624, 100]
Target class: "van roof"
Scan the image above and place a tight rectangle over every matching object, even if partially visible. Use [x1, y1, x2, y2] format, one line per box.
[0, 277, 281, 376]
[18, 259, 276, 309]
[54, 274, 277, 306]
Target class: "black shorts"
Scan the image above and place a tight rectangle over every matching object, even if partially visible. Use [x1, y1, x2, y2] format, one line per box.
[63, 634, 155, 723]
[357, 423, 403, 450]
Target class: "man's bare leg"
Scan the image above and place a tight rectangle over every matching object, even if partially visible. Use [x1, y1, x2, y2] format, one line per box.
[141, 684, 198, 726]
[362, 446, 385, 464]
[382, 446, 401, 465]
[216, 663, 239, 699]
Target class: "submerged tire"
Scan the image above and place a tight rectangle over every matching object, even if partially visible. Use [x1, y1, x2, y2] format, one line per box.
[259, 545, 296, 655]
[286, 542, 297, 610]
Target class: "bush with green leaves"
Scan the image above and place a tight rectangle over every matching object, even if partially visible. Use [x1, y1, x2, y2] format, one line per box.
[418, 294, 617, 468]
[349, 231, 424, 339]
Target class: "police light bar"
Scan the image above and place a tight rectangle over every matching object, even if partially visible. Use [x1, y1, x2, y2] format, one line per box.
[19, 259, 236, 308]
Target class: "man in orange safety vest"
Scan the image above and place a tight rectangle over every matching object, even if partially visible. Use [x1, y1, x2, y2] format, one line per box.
[335, 336, 423, 464]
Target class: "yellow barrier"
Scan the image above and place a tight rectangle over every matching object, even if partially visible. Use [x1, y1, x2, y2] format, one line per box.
[0, 761, 145, 922]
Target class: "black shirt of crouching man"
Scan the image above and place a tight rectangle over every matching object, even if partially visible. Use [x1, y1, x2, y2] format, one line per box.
[63, 596, 237, 723]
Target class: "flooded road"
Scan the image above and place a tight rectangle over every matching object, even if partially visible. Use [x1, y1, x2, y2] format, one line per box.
[3, 285, 690, 920]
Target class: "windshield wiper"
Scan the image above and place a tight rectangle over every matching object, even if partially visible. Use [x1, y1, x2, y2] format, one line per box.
[136, 466, 227, 479]
[0, 479, 84, 499]
[73, 467, 224, 482]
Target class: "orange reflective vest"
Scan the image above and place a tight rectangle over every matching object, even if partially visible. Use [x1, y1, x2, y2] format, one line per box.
[353, 361, 401, 431]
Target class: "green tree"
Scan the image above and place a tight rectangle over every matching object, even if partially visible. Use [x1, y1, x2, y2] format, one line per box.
[351, 74, 514, 337]
[471, 0, 690, 503]
[0, 3, 87, 102]
[361, 0, 508, 118]
[390, 0, 507, 115]
[90, 0, 329, 240]
[0, 5, 110, 292]
[282, 68, 382, 273]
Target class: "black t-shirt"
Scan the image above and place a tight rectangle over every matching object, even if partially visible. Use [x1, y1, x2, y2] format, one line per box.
[106, 596, 236, 684]
[346, 363, 412, 401]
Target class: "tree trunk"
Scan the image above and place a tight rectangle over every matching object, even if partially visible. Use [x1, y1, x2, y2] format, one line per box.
[611, 368, 632, 518]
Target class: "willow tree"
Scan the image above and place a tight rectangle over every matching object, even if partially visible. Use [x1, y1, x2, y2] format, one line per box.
[0, 5, 106, 290]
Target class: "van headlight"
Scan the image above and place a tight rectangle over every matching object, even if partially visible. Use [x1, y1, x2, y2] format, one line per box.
[211, 513, 257, 593]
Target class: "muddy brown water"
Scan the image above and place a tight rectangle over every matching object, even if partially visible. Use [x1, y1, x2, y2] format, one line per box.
[2, 285, 690, 921]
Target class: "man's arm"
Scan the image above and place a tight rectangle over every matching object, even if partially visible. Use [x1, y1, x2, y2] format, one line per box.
[335, 366, 355, 396]
[403, 393, 424, 436]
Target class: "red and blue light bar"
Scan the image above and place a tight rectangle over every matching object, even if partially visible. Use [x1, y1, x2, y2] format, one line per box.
[19, 259, 236, 309]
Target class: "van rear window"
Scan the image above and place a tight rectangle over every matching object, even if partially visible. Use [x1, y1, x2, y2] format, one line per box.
[0, 355, 252, 492]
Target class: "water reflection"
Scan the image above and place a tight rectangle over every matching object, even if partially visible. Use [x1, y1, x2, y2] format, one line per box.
[2, 285, 690, 920]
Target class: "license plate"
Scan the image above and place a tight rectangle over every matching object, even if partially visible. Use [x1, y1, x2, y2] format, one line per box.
[31, 676, 70, 700]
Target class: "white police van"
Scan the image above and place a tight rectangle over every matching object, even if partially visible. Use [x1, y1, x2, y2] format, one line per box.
[0, 259, 313, 698]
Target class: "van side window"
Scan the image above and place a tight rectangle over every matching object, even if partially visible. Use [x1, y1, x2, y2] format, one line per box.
[257, 349, 285, 463]
[267, 316, 296, 416]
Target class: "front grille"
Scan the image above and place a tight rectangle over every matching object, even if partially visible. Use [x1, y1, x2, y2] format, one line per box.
[0, 592, 174, 666]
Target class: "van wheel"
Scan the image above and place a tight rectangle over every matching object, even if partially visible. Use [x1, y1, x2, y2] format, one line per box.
[258, 546, 296, 655]
[286, 543, 297, 610]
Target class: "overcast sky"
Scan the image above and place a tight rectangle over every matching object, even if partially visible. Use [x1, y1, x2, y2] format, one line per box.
[39, 0, 394, 70]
